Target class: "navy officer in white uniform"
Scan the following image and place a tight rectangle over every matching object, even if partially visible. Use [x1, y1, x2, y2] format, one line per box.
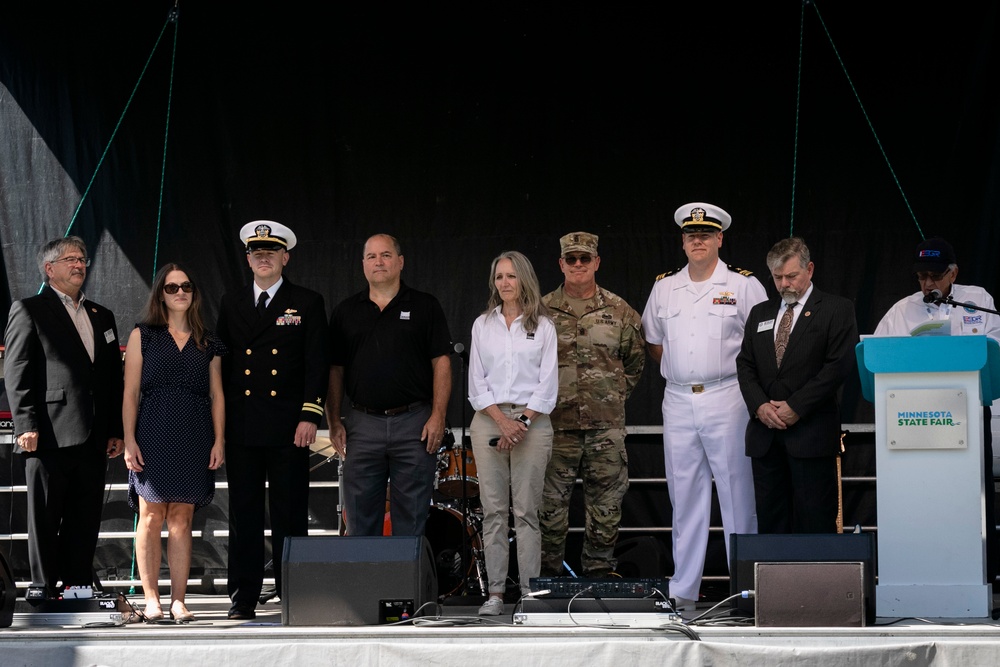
[641, 202, 767, 611]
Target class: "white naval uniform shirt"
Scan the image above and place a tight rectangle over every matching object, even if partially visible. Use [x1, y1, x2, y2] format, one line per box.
[642, 261, 767, 385]
[874, 284, 1000, 342]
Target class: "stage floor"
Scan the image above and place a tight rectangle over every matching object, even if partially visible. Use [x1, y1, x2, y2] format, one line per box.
[6, 595, 1000, 666]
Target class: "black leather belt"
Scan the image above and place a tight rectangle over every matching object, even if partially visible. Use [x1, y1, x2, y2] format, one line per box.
[351, 401, 427, 417]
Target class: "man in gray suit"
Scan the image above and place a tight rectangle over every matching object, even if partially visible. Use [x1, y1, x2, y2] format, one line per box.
[4, 236, 124, 599]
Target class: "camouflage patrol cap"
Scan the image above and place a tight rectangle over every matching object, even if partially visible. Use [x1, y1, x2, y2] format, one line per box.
[559, 232, 599, 256]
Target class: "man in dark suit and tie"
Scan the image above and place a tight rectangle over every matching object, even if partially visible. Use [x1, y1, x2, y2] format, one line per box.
[736, 237, 858, 534]
[216, 221, 328, 620]
[3, 236, 125, 600]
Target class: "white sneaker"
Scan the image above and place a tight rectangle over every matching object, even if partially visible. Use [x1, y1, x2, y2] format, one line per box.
[478, 597, 504, 616]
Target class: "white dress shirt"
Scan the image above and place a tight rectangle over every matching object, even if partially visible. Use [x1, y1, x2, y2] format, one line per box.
[468, 306, 559, 414]
[253, 276, 283, 309]
[772, 282, 814, 342]
[52, 285, 95, 362]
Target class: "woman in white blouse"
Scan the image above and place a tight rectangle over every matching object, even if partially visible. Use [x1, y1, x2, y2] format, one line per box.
[468, 251, 558, 616]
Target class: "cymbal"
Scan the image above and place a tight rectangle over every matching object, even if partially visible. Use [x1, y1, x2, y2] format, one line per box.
[309, 435, 339, 458]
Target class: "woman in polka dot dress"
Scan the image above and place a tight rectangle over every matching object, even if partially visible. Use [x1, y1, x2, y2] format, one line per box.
[123, 264, 227, 622]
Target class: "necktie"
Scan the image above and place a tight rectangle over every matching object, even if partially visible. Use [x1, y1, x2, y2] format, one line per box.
[774, 302, 797, 367]
[256, 291, 269, 318]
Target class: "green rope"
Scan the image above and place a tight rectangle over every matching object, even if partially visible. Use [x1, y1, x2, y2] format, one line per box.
[808, 0, 925, 240]
[789, 0, 807, 238]
[127, 6, 182, 598]
[152, 8, 181, 277]
[37, 13, 176, 295]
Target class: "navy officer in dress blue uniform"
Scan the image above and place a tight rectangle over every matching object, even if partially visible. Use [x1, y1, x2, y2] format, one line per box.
[216, 221, 328, 620]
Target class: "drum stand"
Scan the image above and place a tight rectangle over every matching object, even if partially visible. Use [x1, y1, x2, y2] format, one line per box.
[308, 441, 343, 535]
[456, 436, 487, 597]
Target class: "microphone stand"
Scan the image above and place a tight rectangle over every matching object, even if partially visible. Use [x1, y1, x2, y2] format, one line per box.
[451, 342, 475, 596]
[934, 295, 1000, 317]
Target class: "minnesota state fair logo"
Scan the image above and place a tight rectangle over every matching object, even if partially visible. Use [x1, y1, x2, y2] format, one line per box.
[713, 291, 737, 306]
[896, 410, 961, 427]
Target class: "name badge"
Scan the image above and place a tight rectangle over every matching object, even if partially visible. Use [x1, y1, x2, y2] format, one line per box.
[400, 311, 411, 321]
[104, 329, 116, 343]
[757, 319, 775, 333]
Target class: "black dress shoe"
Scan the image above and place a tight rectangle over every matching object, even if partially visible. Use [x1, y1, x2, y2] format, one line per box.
[228, 604, 257, 620]
[259, 585, 278, 604]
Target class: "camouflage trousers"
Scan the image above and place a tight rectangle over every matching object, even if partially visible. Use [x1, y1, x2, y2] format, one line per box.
[539, 428, 629, 577]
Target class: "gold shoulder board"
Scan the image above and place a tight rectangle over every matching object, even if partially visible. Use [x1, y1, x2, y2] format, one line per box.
[727, 265, 754, 277]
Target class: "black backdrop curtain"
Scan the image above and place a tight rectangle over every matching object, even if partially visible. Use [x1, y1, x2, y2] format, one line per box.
[2, 1, 999, 427]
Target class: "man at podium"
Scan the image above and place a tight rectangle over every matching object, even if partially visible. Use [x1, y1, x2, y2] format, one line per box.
[873, 236, 1000, 582]
[874, 237, 1000, 339]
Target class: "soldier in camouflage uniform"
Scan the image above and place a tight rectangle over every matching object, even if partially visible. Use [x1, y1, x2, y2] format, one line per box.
[539, 232, 646, 577]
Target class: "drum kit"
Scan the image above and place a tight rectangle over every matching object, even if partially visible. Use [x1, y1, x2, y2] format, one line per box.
[309, 430, 490, 600]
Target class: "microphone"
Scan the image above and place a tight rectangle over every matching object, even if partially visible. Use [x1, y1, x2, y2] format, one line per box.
[923, 289, 943, 304]
[451, 342, 469, 361]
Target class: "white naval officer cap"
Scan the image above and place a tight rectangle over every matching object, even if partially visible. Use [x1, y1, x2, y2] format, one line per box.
[239, 220, 297, 251]
[674, 202, 732, 233]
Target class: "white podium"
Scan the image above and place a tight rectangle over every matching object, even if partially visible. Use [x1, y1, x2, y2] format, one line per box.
[858, 336, 1000, 617]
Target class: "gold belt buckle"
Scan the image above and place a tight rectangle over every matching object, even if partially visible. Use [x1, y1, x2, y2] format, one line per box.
[691, 384, 705, 394]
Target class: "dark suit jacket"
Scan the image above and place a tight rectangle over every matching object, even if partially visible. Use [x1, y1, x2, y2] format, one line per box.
[217, 278, 328, 447]
[736, 287, 858, 458]
[3, 286, 124, 449]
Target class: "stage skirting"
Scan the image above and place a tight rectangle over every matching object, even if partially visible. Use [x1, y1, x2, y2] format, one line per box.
[4, 622, 1000, 666]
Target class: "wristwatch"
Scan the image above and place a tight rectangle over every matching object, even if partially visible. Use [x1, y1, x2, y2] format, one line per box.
[516, 414, 532, 427]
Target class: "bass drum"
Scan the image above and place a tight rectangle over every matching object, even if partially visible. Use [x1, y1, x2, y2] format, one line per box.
[424, 505, 481, 597]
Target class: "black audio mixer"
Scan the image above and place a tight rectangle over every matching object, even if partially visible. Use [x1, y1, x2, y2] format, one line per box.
[528, 577, 668, 598]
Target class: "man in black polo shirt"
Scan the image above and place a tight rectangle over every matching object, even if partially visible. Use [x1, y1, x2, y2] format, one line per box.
[327, 233, 452, 536]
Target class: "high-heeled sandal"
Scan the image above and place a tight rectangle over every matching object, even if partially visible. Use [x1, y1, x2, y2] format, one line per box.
[170, 603, 195, 623]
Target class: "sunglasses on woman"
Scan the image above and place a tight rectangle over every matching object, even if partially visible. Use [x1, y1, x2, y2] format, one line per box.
[163, 282, 195, 294]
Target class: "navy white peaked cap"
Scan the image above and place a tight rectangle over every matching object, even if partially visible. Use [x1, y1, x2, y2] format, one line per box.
[674, 202, 732, 233]
[239, 220, 297, 251]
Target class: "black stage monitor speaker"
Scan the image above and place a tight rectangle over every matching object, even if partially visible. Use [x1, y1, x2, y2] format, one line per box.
[282, 536, 437, 626]
[0, 551, 14, 628]
[730, 532, 876, 624]
[754, 561, 866, 627]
